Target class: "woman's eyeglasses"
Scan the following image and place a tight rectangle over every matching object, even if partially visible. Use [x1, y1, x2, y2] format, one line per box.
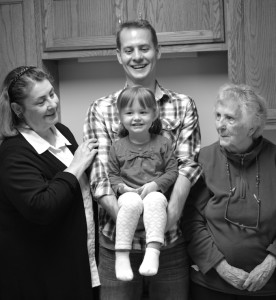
[224, 188, 261, 230]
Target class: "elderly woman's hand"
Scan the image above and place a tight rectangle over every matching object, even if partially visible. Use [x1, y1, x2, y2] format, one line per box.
[215, 259, 249, 290]
[242, 254, 276, 292]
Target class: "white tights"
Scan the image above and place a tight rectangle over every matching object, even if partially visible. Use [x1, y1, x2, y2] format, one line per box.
[115, 192, 167, 281]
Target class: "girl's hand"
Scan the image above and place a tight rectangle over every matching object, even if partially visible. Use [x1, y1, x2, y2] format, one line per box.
[136, 181, 159, 199]
[118, 183, 137, 194]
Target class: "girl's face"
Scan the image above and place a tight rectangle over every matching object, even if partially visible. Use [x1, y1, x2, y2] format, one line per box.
[119, 98, 157, 141]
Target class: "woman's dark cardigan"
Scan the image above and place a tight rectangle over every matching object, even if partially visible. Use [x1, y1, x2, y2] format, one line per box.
[0, 123, 97, 300]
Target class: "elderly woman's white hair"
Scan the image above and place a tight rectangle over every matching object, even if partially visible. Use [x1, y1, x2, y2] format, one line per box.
[216, 83, 267, 139]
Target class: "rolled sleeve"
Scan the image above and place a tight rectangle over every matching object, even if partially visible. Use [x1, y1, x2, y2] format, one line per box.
[172, 97, 201, 185]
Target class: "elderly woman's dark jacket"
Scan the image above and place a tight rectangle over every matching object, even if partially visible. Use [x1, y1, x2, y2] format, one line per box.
[183, 137, 276, 296]
[0, 123, 95, 300]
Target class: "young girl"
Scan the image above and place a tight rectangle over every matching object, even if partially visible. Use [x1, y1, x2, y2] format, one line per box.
[108, 86, 178, 281]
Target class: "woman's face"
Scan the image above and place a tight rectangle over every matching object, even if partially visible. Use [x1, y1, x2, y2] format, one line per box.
[215, 98, 254, 153]
[21, 79, 59, 135]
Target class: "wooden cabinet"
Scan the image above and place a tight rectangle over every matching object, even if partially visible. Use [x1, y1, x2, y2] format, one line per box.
[41, 0, 225, 53]
[226, 0, 276, 128]
[1, 0, 275, 131]
[0, 0, 39, 86]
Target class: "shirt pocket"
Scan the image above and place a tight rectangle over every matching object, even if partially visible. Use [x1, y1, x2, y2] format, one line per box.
[161, 118, 181, 145]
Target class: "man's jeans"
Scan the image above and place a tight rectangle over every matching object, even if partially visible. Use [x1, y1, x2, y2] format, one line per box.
[98, 240, 190, 300]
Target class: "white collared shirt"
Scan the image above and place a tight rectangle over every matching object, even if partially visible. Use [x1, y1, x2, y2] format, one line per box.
[19, 126, 100, 287]
[19, 125, 74, 165]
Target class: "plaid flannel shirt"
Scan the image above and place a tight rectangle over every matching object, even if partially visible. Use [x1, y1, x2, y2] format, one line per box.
[83, 81, 201, 250]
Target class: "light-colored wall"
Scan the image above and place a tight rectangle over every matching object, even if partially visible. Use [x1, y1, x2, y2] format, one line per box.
[58, 52, 229, 147]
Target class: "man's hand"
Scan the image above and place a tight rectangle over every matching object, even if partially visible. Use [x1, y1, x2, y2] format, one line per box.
[242, 254, 276, 292]
[215, 259, 249, 290]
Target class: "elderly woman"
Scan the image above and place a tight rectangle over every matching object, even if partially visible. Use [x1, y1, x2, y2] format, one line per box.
[0, 66, 99, 299]
[184, 83, 276, 299]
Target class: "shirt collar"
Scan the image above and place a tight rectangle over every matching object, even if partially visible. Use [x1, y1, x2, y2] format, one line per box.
[19, 126, 71, 154]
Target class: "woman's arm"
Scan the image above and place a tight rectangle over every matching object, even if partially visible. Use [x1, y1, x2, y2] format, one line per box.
[182, 176, 225, 274]
[0, 137, 96, 225]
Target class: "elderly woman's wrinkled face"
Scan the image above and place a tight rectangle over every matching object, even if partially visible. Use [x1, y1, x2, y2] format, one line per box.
[215, 98, 254, 153]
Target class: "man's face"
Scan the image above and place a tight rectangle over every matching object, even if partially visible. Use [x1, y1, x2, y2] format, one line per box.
[116, 28, 161, 86]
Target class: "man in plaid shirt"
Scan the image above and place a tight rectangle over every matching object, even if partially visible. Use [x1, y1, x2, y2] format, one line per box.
[83, 19, 201, 300]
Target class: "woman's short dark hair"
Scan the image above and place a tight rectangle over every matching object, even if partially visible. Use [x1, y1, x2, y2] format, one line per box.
[0, 66, 53, 141]
[116, 19, 158, 50]
[117, 85, 162, 138]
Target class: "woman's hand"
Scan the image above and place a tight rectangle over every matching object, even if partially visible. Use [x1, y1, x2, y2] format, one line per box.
[242, 254, 276, 292]
[65, 138, 98, 180]
[136, 181, 159, 199]
[215, 259, 249, 290]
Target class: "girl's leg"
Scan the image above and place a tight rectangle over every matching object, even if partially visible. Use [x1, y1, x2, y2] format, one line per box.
[115, 192, 143, 281]
[139, 192, 168, 276]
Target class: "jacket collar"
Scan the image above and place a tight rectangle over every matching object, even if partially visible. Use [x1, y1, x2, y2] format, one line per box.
[220, 137, 263, 166]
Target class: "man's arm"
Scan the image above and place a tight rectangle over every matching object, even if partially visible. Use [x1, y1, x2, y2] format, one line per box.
[166, 174, 190, 231]
[166, 97, 201, 230]
[83, 99, 115, 200]
[98, 195, 119, 222]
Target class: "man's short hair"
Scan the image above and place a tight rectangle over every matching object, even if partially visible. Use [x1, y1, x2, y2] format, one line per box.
[116, 19, 158, 50]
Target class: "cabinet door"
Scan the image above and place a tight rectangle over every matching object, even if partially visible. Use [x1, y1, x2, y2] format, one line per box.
[227, 0, 276, 128]
[43, 0, 126, 51]
[128, 0, 224, 46]
[0, 0, 38, 86]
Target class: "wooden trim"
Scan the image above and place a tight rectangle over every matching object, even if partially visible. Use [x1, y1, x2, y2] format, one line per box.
[225, 0, 245, 84]
[0, 0, 22, 4]
[23, 0, 38, 65]
[265, 109, 276, 130]
[41, 43, 227, 60]
[43, 29, 224, 52]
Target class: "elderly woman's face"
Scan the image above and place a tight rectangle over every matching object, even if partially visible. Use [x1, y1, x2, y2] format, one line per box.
[21, 79, 59, 135]
[215, 98, 254, 153]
